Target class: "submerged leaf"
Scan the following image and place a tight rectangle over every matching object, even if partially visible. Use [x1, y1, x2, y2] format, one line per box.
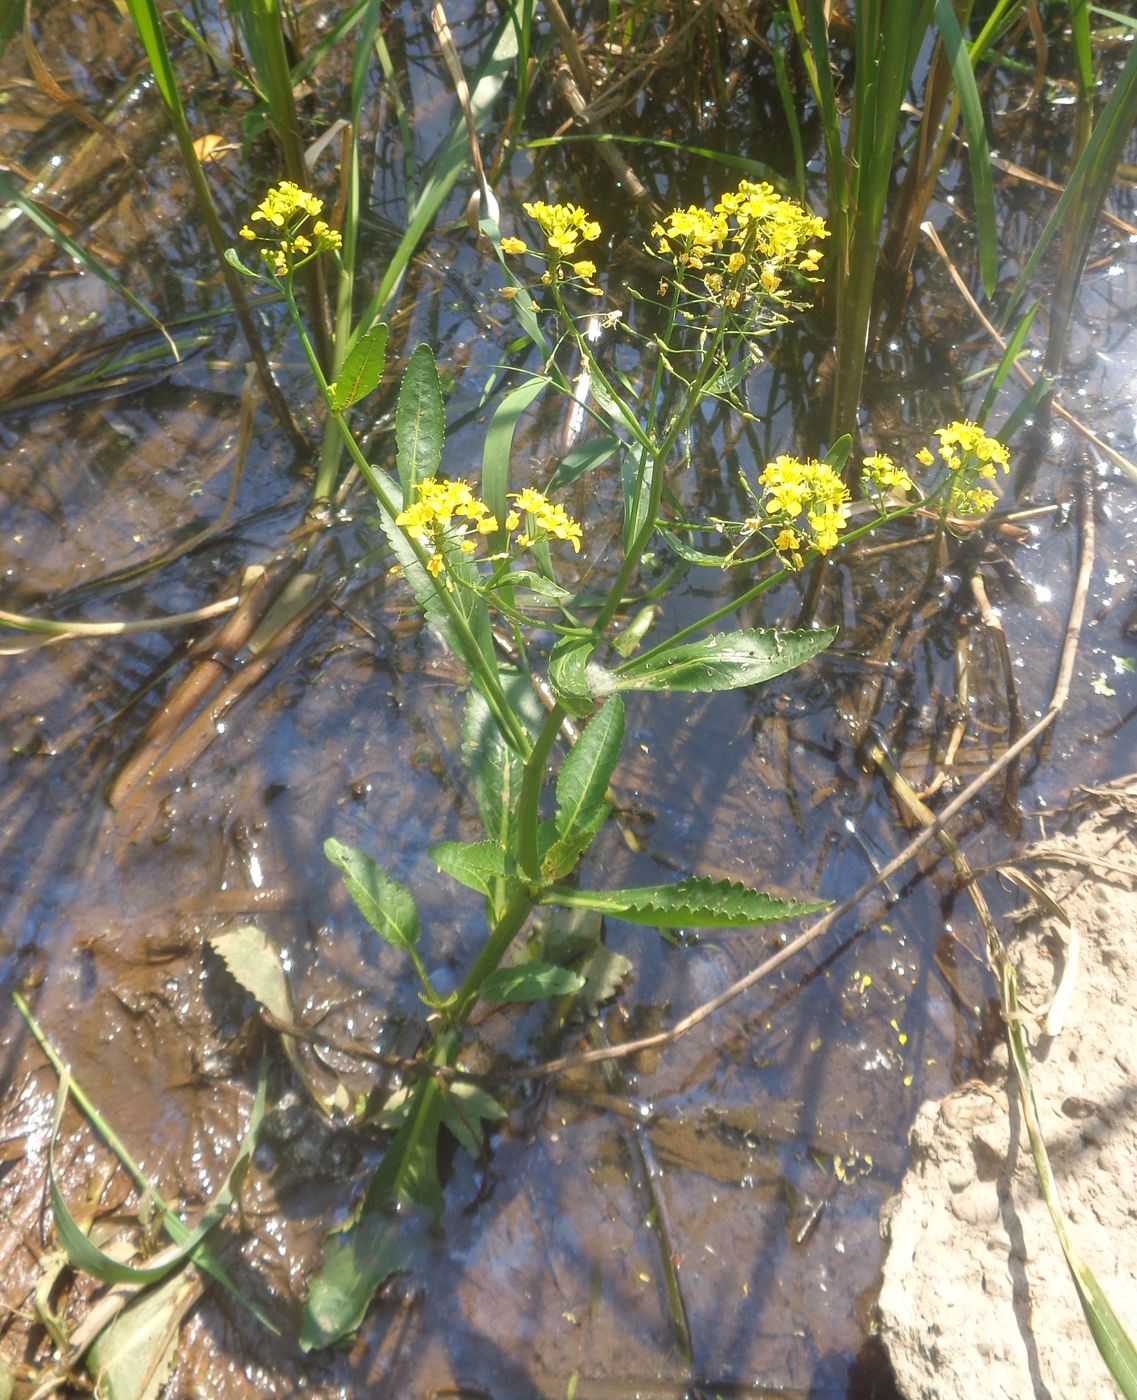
[87, 1266, 202, 1400]
[300, 1212, 418, 1352]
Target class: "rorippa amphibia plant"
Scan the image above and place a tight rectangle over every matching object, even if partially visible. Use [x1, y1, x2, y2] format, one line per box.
[227, 180, 1011, 1348]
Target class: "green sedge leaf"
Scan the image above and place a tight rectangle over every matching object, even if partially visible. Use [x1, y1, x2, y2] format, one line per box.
[324, 838, 419, 953]
[329, 323, 388, 411]
[482, 376, 547, 549]
[541, 876, 826, 929]
[49, 1059, 265, 1287]
[545, 434, 620, 493]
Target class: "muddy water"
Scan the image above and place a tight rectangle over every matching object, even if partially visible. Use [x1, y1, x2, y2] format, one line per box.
[2, 5, 1137, 1397]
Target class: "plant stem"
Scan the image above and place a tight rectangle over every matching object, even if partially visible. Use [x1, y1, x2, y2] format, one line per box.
[449, 883, 538, 1026]
[283, 286, 532, 756]
[517, 703, 567, 880]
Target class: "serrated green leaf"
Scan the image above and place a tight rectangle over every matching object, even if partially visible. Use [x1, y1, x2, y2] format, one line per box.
[555, 696, 624, 839]
[576, 944, 633, 1016]
[324, 838, 419, 953]
[613, 626, 836, 693]
[207, 924, 293, 1024]
[329, 324, 388, 411]
[300, 1211, 418, 1352]
[541, 876, 826, 929]
[479, 962, 586, 1001]
[396, 343, 445, 504]
[430, 839, 511, 898]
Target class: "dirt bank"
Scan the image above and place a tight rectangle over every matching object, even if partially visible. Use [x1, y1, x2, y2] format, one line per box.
[879, 787, 1137, 1399]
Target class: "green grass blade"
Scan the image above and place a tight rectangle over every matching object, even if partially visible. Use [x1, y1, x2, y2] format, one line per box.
[977, 299, 1039, 423]
[933, 0, 998, 296]
[1005, 967, 1137, 1398]
[0, 172, 175, 354]
[352, 13, 518, 337]
[1001, 38, 1137, 327]
[481, 376, 548, 548]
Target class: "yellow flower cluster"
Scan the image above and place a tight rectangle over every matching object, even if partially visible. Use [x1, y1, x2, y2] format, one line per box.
[652, 178, 827, 309]
[522, 201, 601, 258]
[509, 486, 583, 552]
[396, 477, 498, 577]
[924, 420, 1010, 518]
[862, 451, 914, 501]
[394, 479, 583, 578]
[238, 181, 342, 277]
[500, 201, 603, 296]
[934, 420, 1011, 476]
[751, 455, 849, 559]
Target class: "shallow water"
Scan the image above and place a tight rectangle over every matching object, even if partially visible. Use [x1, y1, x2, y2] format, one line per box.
[2, 6, 1137, 1396]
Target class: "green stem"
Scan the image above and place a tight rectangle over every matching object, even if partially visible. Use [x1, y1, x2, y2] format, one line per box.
[283, 287, 531, 757]
[517, 703, 567, 881]
[615, 501, 919, 673]
[449, 883, 538, 1026]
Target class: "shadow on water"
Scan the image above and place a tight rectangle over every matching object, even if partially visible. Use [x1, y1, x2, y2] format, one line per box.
[1, 3, 1136, 1395]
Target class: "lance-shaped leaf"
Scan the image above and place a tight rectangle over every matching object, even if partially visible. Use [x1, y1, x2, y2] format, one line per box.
[551, 629, 836, 706]
[300, 1212, 422, 1352]
[612, 627, 837, 693]
[541, 805, 611, 883]
[396, 343, 445, 504]
[324, 838, 419, 954]
[481, 376, 547, 550]
[479, 962, 586, 1002]
[329, 324, 388, 411]
[429, 839, 512, 899]
[540, 876, 826, 929]
[555, 695, 624, 839]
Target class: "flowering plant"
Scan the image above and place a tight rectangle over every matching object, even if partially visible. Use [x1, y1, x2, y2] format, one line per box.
[227, 181, 1010, 1347]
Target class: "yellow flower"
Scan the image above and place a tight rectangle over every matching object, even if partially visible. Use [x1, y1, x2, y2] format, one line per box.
[508, 487, 583, 552]
[394, 476, 499, 576]
[862, 451, 913, 498]
[501, 236, 528, 255]
[915, 447, 935, 466]
[755, 454, 849, 555]
[571, 259, 597, 280]
[239, 182, 341, 275]
[523, 200, 602, 260]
